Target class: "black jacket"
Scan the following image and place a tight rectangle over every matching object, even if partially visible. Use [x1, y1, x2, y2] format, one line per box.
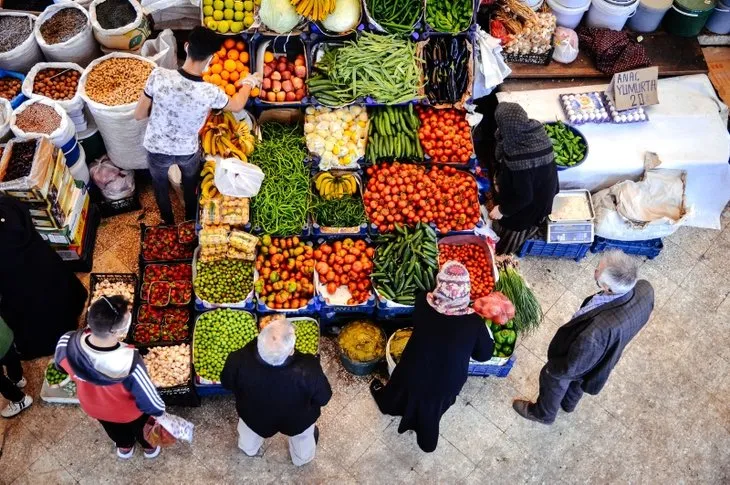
[221, 339, 332, 437]
[546, 280, 654, 394]
[497, 163, 559, 231]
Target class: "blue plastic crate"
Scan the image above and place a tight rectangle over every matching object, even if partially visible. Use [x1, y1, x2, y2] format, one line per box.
[256, 298, 320, 317]
[318, 295, 376, 319]
[468, 355, 515, 377]
[590, 236, 663, 260]
[194, 382, 231, 397]
[0, 69, 26, 109]
[375, 298, 415, 319]
[518, 239, 590, 262]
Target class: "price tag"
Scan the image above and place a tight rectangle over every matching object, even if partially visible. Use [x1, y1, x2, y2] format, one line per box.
[607, 67, 659, 111]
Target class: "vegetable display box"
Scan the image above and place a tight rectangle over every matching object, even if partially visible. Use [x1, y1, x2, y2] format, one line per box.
[88, 273, 137, 312]
[590, 236, 663, 260]
[253, 35, 309, 106]
[140, 223, 196, 264]
[518, 239, 590, 262]
[310, 171, 369, 235]
[468, 355, 515, 377]
[423, 0, 479, 34]
[192, 247, 256, 312]
[139, 344, 200, 407]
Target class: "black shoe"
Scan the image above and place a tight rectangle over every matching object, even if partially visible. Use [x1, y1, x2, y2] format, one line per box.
[512, 400, 554, 425]
[313, 426, 319, 445]
[369, 379, 384, 394]
[561, 402, 577, 413]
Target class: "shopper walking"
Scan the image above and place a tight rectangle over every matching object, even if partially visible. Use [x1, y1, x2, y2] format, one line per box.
[513, 250, 654, 424]
[488, 102, 559, 255]
[134, 26, 261, 224]
[221, 319, 332, 466]
[55, 296, 166, 459]
[370, 262, 494, 452]
[0, 315, 32, 418]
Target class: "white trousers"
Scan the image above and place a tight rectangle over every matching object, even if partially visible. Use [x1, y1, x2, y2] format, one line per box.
[237, 419, 316, 466]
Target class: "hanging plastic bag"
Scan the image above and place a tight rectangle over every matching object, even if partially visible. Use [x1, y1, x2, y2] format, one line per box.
[89, 155, 136, 200]
[140, 29, 177, 70]
[214, 158, 265, 198]
[552, 27, 579, 64]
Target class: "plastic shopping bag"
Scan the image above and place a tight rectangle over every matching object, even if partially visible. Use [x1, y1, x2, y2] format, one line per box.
[214, 158, 265, 197]
[143, 413, 195, 447]
[140, 29, 177, 70]
[552, 27, 579, 64]
[89, 156, 136, 201]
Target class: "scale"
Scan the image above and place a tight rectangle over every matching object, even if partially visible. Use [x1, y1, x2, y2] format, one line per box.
[546, 190, 595, 244]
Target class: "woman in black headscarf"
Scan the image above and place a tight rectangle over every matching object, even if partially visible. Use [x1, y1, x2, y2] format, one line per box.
[489, 102, 559, 255]
[0, 196, 87, 358]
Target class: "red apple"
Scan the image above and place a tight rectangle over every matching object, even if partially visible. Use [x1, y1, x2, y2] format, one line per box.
[259, 89, 267, 99]
[278, 56, 287, 64]
[282, 80, 293, 93]
[287, 63, 295, 72]
[272, 80, 282, 93]
[294, 65, 307, 78]
[276, 91, 286, 102]
[265, 65, 274, 77]
[262, 78, 272, 90]
[285, 91, 296, 101]
[277, 63, 287, 74]
[267, 91, 276, 102]
[295, 55, 305, 66]
[271, 71, 282, 81]
[292, 77, 304, 90]
[295, 88, 305, 100]
[281, 71, 291, 81]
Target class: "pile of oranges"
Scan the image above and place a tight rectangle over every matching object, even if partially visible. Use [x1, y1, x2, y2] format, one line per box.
[202, 38, 259, 98]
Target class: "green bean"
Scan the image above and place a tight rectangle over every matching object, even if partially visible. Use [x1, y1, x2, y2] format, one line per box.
[367, 0, 421, 34]
[249, 123, 310, 236]
[312, 194, 366, 227]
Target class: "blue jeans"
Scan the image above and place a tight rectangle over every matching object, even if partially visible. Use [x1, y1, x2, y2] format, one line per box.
[147, 150, 201, 224]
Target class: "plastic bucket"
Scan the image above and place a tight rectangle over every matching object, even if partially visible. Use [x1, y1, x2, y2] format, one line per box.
[586, 0, 640, 29]
[339, 352, 382, 376]
[663, 0, 716, 35]
[706, 0, 730, 32]
[547, 0, 593, 27]
[628, 0, 673, 30]
[67, 144, 90, 185]
[63, 138, 82, 166]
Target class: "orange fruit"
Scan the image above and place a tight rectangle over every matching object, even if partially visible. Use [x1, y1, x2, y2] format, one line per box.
[239, 51, 249, 64]
[225, 84, 236, 96]
[220, 70, 230, 81]
[241, 67, 249, 76]
[235, 41, 246, 51]
[235, 60, 245, 72]
[203, 74, 211, 83]
[224, 59, 237, 72]
[251, 87, 260, 97]
[217, 47, 227, 58]
[223, 38, 236, 49]
[227, 50, 239, 61]
[212, 54, 220, 64]
[229, 71, 240, 82]
[211, 63, 223, 74]
[264, 51, 274, 63]
[210, 73, 222, 85]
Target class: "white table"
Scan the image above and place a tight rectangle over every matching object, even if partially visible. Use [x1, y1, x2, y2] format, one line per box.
[497, 75, 730, 230]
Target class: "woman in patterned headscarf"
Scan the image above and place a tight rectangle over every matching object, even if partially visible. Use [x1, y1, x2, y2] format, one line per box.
[490, 102, 559, 255]
[370, 261, 494, 452]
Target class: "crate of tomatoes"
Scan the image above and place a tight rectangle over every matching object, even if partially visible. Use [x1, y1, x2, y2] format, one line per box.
[437, 234, 498, 300]
[416, 106, 477, 169]
[313, 238, 376, 315]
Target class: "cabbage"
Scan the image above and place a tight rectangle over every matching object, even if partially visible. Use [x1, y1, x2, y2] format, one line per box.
[321, 0, 361, 33]
[260, 0, 303, 34]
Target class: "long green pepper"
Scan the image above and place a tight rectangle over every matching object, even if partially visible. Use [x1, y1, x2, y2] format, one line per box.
[426, 0, 473, 32]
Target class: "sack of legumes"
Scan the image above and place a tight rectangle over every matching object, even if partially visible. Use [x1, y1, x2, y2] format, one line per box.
[0, 12, 44, 73]
[34, 3, 101, 68]
[90, 0, 152, 52]
[79, 53, 156, 170]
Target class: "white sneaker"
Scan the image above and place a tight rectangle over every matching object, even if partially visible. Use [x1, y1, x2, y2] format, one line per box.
[143, 446, 161, 459]
[116, 446, 135, 459]
[14, 377, 27, 389]
[1, 395, 33, 418]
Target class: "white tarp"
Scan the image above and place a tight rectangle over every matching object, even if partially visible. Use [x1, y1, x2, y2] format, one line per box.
[497, 74, 730, 230]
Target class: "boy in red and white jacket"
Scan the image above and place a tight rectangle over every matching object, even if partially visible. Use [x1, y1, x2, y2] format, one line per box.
[55, 295, 165, 459]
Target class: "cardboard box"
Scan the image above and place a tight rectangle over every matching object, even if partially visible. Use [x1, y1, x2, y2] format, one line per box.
[0, 138, 55, 202]
[37, 191, 90, 246]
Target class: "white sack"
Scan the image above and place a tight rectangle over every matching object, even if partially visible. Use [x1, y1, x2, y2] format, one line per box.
[0, 99, 11, 142]
[0, 13, 44, 73]
[22, 62, 86, 119]
[90, 0, 152, 51]
[140, 29, 177, 70]
[10, 98, 76, 149]
[35, 3, 101, 67]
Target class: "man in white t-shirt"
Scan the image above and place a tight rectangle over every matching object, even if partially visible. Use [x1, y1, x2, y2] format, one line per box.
[133, 27, 260, 224]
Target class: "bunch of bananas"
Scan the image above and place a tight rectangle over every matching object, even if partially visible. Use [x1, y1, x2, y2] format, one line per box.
[290, 0, 335, 21]
[201, 111, 256, 162]
[200, 159, 220, 201]
[315, 172, 357, 200]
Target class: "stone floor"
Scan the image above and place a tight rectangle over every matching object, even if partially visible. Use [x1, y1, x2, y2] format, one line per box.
[0, 186, 729, 485]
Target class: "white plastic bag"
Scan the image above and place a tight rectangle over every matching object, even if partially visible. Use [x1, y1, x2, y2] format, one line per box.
[79, 52, 156, 170]
[35, 3, 101, 67]
[90, 0, 152, 51]
[140, 29, 177, 70]
[156, 412, 194, 442]
[0, 13, 44, 73]
[552, 27, 579, 64]
[0, 99, 11, 143]
[90, 155, 136, 200]
[214, 157, 265, 197]
[22, 63, 86, 126]
[473, 27, 511, 99]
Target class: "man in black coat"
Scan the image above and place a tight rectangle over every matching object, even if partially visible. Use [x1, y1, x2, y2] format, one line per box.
[513, 250, 654, 424]
[221, 318, 331, 466]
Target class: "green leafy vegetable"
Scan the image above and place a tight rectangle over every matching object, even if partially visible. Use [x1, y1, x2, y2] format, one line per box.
[312, 194, 366, 228]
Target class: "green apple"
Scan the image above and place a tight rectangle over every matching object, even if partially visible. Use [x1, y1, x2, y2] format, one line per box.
[203, 5, 214, 15]
[213, 0, 224, 10]
[234, 11, 244, 20]
[213, 10, 224, 20]
[217, 19, 230, 33]
[223, 8, 234, 19]
[230, 21, 244, 33]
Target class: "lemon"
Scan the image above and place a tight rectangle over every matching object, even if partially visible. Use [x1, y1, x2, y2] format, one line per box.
[203, 0, 213, 5]
[206, 19, 218, 30]
[213, 10, 223, 20]
[243, 15, 254, 27]
[223, 8, 234, 19]
[213, 0, 224, 10]
[243, 0, 254, 10]
[217, 19, 230, 33]
[230, 21, 244, 32]
[234, 0, 244, 11]
[234, 11, 244, 20]
[203, 5, 214, 15]
[224, 0, 234, 7]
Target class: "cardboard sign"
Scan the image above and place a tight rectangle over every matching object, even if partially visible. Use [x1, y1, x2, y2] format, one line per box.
[607, 67, 659, 111]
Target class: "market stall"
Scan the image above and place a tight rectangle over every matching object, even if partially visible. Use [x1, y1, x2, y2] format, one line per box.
[497, 74, 730, 229]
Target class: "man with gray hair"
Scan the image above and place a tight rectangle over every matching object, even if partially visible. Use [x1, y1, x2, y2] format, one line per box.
[221, 319, 332, 466]
[513, 250, 654, 424]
